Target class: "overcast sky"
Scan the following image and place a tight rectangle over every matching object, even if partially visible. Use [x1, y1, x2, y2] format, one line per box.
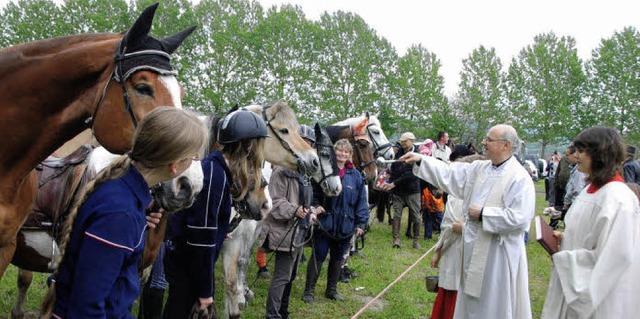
[2, 0, 639, 95]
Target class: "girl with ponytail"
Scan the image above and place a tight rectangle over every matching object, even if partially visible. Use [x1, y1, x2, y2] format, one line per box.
[163, 109, 268, 318]
[41, 107, 206, 318]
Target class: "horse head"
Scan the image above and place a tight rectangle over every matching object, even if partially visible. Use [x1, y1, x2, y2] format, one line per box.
[91, 3, 196, 154]
[232, 175, 271, 221]
[352, 117, 378, 183]
[311, 123, 341, 197]
[335, 112, 395, 160]
[244, 101, 320, 176]
[150, 161, 204, 213]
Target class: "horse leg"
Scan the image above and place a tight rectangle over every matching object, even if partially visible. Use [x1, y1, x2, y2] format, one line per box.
[0, 171, 37, 279]
[10, 268, 33, 319]
[222, 241, 241, 319]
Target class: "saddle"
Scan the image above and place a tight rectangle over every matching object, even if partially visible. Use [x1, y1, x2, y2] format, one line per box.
[22, 144, 95, 231]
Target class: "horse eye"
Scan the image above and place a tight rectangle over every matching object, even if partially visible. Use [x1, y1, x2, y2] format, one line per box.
[134, 84, 154, 96]
[279, 128, 289, 134]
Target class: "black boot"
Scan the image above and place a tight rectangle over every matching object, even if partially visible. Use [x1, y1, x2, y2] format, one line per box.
[139, 287, 165, 319]
[302, 257, 322, 304]
[325, 259, 345, 302]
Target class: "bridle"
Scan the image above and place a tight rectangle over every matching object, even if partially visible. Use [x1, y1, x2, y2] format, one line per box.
[87, 37, 175, 131]
[350, 126, 376, 173]
[229, 176, 268, 233]
[314, 132, 340, 191]
[367, 122, 394, 158]
[260, 104, 309, 175]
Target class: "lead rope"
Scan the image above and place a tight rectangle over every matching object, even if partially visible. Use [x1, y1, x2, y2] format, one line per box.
[350, 242, 438, 319]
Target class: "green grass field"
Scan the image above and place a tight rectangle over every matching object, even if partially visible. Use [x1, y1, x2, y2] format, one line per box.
[0, 179, 553, 319]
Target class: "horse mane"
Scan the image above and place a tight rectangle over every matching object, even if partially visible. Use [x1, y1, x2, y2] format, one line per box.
[324, 125, 349, 143]
[201, 114, 222, 156]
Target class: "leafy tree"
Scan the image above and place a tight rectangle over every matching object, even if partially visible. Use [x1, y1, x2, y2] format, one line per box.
[456, 45, 507, 146]
[0, 0, 68, 46]
[584, 26, 640, 144]
[60, 0, 129, 34]
[506, 32, 586, 157]
[180, 0, 264, 114]
[393, 44, 448, 139]
[313, 11, 396, 123]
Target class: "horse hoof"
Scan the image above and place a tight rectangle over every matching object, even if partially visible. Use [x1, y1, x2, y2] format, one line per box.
[245, 289, 255, 301]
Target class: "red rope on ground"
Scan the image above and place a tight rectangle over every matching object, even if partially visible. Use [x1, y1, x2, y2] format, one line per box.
[351, 243, 437, 319]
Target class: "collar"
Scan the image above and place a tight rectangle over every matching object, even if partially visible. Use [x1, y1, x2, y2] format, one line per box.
[492, 156, 512, 169]
[586, 173, 625, 193]
[122, 164, 153, 209]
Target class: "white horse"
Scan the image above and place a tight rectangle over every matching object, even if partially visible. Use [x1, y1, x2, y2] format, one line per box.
[220, 124, 342, 319]
[335, 112, 395, 160]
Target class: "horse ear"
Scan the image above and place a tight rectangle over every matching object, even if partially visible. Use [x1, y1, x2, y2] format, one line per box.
[355, 117, 368, 133]
[314, 123, 321, 138]
[121, 3, 159, 52]
[365, 111, 370, 118]
[160, 26, 197, 54]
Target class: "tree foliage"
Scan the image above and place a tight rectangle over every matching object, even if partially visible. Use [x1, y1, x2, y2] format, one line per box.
[2, 1, 639, 149]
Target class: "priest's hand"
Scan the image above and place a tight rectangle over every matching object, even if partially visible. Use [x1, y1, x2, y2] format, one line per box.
[430, 249, 441, 268]
[468, 204, 482, 221]
[399, 152, 422, 165]
[452, 220, 464, 234]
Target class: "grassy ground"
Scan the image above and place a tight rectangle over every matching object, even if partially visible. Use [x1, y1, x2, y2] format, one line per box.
[0, 180, 553, 319]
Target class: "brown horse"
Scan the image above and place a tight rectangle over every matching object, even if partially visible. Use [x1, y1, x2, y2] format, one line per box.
[325, 116, 378, 183]
[0, 3, 195, 280]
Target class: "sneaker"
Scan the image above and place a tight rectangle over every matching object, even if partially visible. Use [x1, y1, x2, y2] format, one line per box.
[257, 267, 271, 279]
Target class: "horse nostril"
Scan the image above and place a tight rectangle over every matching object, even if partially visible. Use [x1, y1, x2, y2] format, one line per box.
[312, 158, 319, 168]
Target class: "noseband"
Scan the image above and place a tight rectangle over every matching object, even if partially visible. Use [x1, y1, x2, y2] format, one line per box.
[367, 122, 394, 158]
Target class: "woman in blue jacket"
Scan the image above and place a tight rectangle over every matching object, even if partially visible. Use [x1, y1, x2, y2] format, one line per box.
[302, 138, 369, 303]
[41, 107, 207, 318]
[163, 109, 268, 318]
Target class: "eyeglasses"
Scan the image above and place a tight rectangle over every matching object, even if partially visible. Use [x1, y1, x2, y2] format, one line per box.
[483, 136, 507, 143]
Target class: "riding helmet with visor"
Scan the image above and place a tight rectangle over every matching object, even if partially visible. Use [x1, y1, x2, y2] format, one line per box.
[217, 109, 269, 144]
[298, 124, 316, 144]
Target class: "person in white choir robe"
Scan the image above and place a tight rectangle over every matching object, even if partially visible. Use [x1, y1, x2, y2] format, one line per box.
[401, 124, 535, 319]
[542, 127, 640, 319]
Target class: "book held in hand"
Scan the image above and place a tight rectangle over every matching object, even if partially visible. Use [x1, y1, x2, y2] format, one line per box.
[534, 215, 559, 255]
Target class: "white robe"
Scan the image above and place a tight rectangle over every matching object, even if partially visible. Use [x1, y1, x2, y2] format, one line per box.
[434, 196, 464, 291]
[413, 156, 534, 319]
[541, 181, 640, 319]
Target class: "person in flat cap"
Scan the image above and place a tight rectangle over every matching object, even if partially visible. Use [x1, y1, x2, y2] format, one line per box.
[382, 132, 422, 249]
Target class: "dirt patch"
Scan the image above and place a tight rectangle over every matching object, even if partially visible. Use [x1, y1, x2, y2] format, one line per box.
[353, 295, 389, 312]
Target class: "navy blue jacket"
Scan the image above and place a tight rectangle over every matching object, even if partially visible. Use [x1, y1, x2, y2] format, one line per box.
[166, 150, 232, 298]
[313, 164, 369, 240]
[53, 165, 152, 319]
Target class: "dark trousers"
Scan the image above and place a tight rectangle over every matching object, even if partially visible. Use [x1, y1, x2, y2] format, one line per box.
[163, 246, 201, 319]
[423, 209, 443, 239]
[265, 249, 302, 319]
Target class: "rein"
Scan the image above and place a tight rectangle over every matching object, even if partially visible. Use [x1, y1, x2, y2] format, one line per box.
[366, 123, 393, 158]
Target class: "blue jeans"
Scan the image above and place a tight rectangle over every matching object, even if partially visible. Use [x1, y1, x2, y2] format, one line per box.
[423, 209, 443, 239]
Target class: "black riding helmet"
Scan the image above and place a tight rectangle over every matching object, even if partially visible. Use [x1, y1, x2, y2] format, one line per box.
[217, 109, 269, 144]
[298, 124, 316, 144]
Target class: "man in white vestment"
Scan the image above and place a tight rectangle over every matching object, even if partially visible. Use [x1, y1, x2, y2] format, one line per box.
[401, 124, 534, 319]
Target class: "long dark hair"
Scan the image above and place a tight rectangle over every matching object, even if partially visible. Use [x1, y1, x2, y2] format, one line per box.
[573, 127, 626, 188]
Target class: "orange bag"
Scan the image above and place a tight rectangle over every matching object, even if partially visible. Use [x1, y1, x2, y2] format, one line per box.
[421, 187, 444, 212]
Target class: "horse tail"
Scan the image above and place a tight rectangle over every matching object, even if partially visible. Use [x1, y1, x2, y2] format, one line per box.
[40, 155, 131, 316]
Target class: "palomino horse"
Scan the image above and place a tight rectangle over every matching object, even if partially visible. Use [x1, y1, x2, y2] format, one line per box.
[221, 123, 343, 319]
[335, 112, 395, 160]
[10, 146, 204, 319]
[0, 3, 195, 279]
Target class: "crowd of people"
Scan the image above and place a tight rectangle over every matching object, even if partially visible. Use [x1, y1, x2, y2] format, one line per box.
[39, 111, 640, 319]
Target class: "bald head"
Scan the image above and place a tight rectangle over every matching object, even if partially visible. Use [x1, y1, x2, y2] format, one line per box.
[483, 124, 520, 164]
